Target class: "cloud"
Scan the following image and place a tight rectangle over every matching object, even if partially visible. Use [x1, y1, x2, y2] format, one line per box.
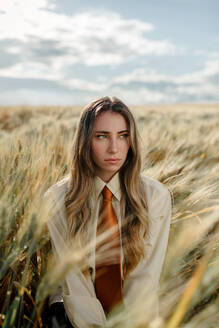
[1, 0, 217, 104]
[1, 56, 219, 104]
[58, 78, 107, 92]
[109, 58, 219, 103]
[0, 88, 80, 106]
[0, 0, 179, 82]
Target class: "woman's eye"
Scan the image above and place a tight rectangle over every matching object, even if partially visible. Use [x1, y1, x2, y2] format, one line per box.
[95, 133, 129, 139]
[96, 134, 107, 139]
[120, 134, 129, 138]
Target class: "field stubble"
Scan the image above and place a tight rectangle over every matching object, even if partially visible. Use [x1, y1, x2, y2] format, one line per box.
[0, 104, 218, 327]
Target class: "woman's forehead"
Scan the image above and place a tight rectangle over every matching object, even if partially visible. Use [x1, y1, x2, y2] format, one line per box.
[93, 111, 128, 131]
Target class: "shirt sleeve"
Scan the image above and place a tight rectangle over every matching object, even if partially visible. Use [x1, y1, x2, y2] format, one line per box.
[44, 185, 107, 328]
[123, 180, 172, 319]
[44, 186, 66, 305]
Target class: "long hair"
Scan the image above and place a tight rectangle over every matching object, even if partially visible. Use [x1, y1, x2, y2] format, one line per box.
[65, 96, 149, 277]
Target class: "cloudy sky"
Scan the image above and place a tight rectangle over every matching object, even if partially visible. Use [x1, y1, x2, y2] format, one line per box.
[0, 0, 219, 105]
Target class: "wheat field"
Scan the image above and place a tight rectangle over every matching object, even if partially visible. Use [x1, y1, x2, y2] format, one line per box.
[0, 104, 218, 328]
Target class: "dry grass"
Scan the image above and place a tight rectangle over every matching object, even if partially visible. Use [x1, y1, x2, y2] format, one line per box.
[0, 104, 218, 327]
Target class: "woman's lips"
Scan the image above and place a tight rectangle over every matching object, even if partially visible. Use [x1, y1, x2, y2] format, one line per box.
[105, 159, 121, 164]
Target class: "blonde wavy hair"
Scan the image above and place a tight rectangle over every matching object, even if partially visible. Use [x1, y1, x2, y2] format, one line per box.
[65, 96, 149, 277]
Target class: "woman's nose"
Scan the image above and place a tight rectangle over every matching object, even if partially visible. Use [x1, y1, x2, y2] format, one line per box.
[108, 138, 118, 153]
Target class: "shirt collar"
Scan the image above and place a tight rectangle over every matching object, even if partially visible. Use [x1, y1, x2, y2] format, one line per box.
[94, 172, 121, 201]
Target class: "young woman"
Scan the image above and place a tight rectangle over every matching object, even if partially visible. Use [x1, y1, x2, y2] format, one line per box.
[45, 96, 172, 328]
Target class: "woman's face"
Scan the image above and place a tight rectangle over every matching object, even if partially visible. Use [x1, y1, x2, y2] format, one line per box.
[91, 111, 130, 182]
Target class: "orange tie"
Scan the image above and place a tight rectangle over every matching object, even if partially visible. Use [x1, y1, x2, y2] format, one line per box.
[95, 186, 123, 314]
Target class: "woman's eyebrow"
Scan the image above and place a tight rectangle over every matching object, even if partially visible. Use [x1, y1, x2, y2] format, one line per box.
[118, 130, 129, 134]
[95, 130, 129, 134]
[95, 131, 109, 134]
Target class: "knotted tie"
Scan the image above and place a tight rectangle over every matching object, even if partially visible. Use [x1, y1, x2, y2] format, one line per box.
[95, 186, 123, 314]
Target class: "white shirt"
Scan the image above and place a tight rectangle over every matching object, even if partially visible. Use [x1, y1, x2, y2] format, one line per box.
[45, 173, 172, 328]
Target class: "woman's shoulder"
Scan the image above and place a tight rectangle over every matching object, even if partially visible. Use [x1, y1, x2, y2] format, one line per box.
[140, 173, 172, 214]
[43, 176, 70, 231]
[140, 173, 170, 198]
[44, 175, 70, 202]
[140, 174, 172, 223]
